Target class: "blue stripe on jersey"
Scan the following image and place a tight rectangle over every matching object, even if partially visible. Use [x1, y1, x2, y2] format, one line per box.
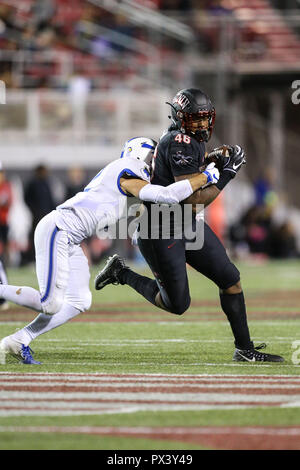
[41, 227, 59, 303]
[117, 168, 140, 196]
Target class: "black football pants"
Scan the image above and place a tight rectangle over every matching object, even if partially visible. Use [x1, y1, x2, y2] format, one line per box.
[137, 222, 240, 315]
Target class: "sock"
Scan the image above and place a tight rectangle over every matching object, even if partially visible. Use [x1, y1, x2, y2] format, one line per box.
[12, 303, 81, 346]
[119, 268, 159, 306]
[0, 285, 42, 312]
[219, 291, 253, 350]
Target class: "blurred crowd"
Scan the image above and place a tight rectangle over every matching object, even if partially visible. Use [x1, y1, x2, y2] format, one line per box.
[0, 160, 298, 272]
[1, 0, 299, 89]
[0, 161, 138, 269]
[227, 168, 300, 260]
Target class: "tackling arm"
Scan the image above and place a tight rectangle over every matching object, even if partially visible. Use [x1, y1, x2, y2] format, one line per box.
[120, 166, 218, 204]
[174, 172, 221, 209]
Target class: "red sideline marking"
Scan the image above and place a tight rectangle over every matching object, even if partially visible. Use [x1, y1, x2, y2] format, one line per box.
[1, 425, 300, 450]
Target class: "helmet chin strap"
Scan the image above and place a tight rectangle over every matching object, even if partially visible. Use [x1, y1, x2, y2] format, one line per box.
[189, 128, 209, 142]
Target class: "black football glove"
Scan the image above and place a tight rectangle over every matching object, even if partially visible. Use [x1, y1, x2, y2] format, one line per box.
[206, 145, 246, 178]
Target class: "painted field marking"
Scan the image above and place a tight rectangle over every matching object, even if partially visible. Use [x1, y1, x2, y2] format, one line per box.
[1, 372, 300, 416]
[1, 380, 300, 390]
[2, 372, 300, 381]
[1, 390, 299, 403]
[0, 404, 287, 417]
[1, 425, 300, 437]
[35, 337, 298, 345]
[28, 362, 300, 368]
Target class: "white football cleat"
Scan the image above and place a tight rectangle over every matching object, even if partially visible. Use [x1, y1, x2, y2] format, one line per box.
[0, 336, 41, 365]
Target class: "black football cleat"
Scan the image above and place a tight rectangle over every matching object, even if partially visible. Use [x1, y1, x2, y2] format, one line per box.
[233, 343, 284, 363]
[94, 254, 128, 291]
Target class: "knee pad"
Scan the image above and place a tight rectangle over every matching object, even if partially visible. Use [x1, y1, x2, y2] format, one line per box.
[170, 296, 191, 315]
[65, 288, 92, 312]
[41, 292, 64, 315]
[81, 291, 92, 312]
[218, 262, 240, 290]
[162, 292, 191, 316]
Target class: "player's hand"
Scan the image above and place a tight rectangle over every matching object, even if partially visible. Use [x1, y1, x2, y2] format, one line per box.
[206, 144, 246, 177]
[203, 163, 220, 185]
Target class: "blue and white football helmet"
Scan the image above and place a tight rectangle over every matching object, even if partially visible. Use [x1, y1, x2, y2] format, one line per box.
[120, 137, 157, 166]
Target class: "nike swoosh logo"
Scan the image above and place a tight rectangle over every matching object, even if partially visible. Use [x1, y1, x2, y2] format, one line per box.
[232, 161, 244, 170]
[238, 352, 256, 362]
[168, 242, 177, 249]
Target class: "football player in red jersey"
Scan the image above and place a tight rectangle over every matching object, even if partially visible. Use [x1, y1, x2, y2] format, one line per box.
[95, 88, 284, 363]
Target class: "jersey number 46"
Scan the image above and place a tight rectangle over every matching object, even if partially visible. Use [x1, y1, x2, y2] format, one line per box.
[175, 134, 191, 144]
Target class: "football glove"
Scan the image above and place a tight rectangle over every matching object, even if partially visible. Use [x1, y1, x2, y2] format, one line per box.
[206, 144, 246, 177]
[203, 162, 220, 185]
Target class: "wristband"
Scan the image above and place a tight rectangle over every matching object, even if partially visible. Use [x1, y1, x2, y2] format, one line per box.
[215, 171, 233, 191]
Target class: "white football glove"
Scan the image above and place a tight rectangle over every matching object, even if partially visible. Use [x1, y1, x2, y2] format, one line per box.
[203, 163, 220, 185]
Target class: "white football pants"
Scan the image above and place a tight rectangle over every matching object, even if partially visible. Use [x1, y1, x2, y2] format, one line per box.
[34, 211, 92, 315]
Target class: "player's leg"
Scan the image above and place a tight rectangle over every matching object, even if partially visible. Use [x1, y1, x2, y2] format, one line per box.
[0, 244, 91, 364]
[0, 224, 10, 309]
[185, 222, 283, 362]
[0, 214, 56, 311]
[12, 244, 91, 345]
[0, 212, 70, 313]
[35, 212, 70, 315]
[0, 212, 72, 364]
[0, 258, 9, 309]
[95, 238, 191, 315]
[185, 222, 253, 349]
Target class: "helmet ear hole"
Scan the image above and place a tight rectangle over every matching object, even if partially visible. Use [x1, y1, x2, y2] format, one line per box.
[177, 111, 183, 119]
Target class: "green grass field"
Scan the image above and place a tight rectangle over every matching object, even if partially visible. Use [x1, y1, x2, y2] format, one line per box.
[0, 259, 300, 450]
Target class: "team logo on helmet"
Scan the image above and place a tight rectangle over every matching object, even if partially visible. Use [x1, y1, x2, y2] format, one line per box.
[173, 93, 190, 110]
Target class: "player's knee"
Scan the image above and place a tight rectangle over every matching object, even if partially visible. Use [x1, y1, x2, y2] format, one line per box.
[169, 296, 191, 315]
[218, 262, 240, 292]
[81, 291, 92, 312]
[41, 294, 64, 315]
[223, 280, 242, 294]
[65, 289, 92, 312]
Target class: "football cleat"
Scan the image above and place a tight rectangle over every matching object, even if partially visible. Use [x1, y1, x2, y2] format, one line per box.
[94, 254, 128, 291]
[233, 343, 284, 363]
[0, 336, 41, 365]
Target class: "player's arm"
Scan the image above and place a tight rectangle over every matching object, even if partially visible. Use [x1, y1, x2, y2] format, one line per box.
[174, 144, 246, 208]
[174, 173, 221, 208]
[120, 177, 196, 204]
[120, 165, 218, 204]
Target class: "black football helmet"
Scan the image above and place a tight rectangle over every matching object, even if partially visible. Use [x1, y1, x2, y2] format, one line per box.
[167, 88, 216, 142]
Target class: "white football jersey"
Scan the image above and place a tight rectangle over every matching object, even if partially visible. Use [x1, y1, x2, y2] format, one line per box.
[54, 157, 150, 244]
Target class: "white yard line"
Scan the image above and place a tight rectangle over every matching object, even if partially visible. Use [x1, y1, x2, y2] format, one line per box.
[0, 390, 298, 403]
[1, 372, 299, 378]
[1, 380, 300, 390]
[34, 361, 300, 368]
[2, 375, 300, 383]
[1, 372, 300, 416]
[0, 404, 280, 417]
[1, 425, 300, 436]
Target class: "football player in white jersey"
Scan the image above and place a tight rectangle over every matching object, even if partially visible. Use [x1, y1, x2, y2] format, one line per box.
[0, 136, 219, 364]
